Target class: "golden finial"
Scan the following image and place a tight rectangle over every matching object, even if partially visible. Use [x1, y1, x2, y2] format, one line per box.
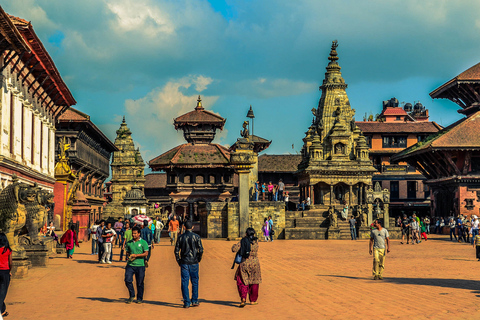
[328, 40, 339, 62]
[195, 95, 204, 110]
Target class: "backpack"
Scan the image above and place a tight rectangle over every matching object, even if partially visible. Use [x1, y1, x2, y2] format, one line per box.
[231, 237, 251, 269]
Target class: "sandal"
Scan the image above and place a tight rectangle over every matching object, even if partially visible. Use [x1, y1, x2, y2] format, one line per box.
[250, 302, 258, 305]
[2, 311, 8, 317]
[239, 301, 246, 308]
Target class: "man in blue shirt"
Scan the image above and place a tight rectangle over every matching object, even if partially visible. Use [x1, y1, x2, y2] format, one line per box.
[140, 220, 154, 267]
[456, 215, 464, 243]
[96, 220, 105, 263]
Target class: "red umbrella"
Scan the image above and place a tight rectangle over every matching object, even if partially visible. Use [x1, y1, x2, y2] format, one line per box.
[132, 215, 152, 225]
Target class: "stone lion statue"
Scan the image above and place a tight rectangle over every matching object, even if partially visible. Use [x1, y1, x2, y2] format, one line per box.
[0, 176, 37, 257]
[328, 206, 337, 228]
[22, 187, 54, 245]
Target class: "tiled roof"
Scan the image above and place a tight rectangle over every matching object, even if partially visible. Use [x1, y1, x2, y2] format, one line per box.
[258, 154, 302, 173]
[392, 111, 480, 161]
[0, 8, 29, 52]
[144, 173, 167, 189]
[382, 107, 407, 116]
[149, 143, 231, 168]
[174, 108, 225, 129]
[430, 62, 480, 98]
[58, 107, 89, 121]
[356, 121, 442, 134]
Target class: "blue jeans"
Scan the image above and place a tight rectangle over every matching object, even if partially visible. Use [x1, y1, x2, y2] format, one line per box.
[154, 229, 162, 243]
[180, 264, 199, 306]
[471, 229, 479, 244]
[255, 191, 258, 201]
[91, 238, 98, 254]
[350, 227, 356, 240]
[450, 228, 457, 240]
[125, 265, 145, 300]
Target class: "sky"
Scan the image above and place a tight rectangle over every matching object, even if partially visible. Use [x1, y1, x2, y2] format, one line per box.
[4, 0, 480, 172]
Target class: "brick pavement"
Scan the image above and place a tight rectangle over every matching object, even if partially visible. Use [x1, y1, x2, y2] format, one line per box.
[6, 235, 480, 320]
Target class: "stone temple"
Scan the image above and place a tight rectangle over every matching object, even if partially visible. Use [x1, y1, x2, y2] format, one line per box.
[287, 41, 381, 239]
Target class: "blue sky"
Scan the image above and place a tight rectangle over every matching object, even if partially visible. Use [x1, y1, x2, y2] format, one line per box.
[5, 0, 480, 168]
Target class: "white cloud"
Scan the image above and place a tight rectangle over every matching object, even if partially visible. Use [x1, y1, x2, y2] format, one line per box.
[123, 75, 219, 162]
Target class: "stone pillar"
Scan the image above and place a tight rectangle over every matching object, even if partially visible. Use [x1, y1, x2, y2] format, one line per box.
[358, 183, 362, 205]
[320, 188, 324, 205]
[230, 138, 255, 238]
[330, 185, 334, 206]
[310, 185, 315, 205]
[194, 203, 198, 218]
[349, 185, 352, 208]
[384, 203, 389, 228]
[367, 203, 373, 226]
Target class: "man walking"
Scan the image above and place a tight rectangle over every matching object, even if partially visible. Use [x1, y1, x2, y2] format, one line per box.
[154, 216, 164, 244]
[175, 221, 204, 308]
[349, 215, 357, 240]
[96, 220, 105, 262]
[169, 215, 180, 246]
[369, 219, 390, 280]
[400, 214, 410, 244]
[268, 216, 274, 242]
[124, 226, 149, 304]
[114, 217, 124, 247]
[278, 179, 284, 201]
[140, 220, 154, 267]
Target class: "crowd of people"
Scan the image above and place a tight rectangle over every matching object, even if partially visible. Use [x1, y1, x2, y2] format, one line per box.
[254, 180, 286, 202]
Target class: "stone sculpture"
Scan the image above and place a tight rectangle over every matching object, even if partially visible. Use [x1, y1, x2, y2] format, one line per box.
[22, 187, 54, 245]
[0, 175, 36, 256]
[328, 206, 337, 228]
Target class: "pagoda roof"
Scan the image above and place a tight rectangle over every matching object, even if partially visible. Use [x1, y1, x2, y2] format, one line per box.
[2, 10, 76, 117]
[144, 173, 167, 189]
[258, 154, 302, 173]
[174, 96, 225, 129]
[0, 7, 29, 52]
[392, 111, 480, 162]
[57, 107, 118, 152]
[430, 62, 480, 98]
[229, 134, 271, 153]
[382, 107, 408, 116]
[356, 121, 442, 134]
[149, 143, 231, 169]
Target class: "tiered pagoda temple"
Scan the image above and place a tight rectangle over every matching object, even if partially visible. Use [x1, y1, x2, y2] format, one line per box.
[297, 41, 376, 208]
[393, 63, 480, 217]
[103, 117, 145, 218]
[148, 96, 235, 235]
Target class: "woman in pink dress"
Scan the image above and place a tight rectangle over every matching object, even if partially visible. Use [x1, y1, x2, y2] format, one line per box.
[60, 225, 79, 259]
[262, 218, 270, 241]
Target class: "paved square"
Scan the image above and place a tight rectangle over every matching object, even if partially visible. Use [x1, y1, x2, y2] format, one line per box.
[7, 235, 480, 319]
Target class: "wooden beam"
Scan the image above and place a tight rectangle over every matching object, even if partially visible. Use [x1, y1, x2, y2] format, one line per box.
[415, 159, 432, 179]
[465, 83, 480, 101]
[443, 151, 462, 175]
[27, 70, 45, 90]
[458, 85, 476, 106]
[9, 51, 25, 72]
[463, 151, 471, 175]
[21, 60, 39, 84]
[0, 51, 17, 72]
[427, 151, 450, 177]
[418, 153, 439, 179]
[31, 75, 50, 97]
[15, 54, 35, 78]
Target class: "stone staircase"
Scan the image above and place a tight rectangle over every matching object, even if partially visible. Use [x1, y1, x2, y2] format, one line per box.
[285, 205, 357, 240]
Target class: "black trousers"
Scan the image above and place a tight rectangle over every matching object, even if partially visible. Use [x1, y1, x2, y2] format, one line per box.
[98, 241, 104, 262]
[476, 246, 480, 260]
[0, 270, 10, 314]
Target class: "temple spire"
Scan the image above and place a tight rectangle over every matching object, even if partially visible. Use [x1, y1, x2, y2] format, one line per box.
[328, 40, 339, 63]
[195, 95, 204, 111]
[122, 115, 126, 123]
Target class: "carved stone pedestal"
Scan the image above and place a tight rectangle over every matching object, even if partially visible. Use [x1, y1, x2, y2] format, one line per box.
[11, 258, 31, 279]
[24, 239, 56, 267]
[327, 227, 340, 239]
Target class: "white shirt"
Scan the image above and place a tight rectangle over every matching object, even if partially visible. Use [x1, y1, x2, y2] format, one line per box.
[306, 197, 311, 206]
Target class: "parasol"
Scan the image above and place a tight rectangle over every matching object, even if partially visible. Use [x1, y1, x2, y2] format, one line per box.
[132, 215, 152, 225]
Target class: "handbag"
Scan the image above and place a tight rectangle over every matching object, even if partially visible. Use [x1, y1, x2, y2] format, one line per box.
[231, 252, 242, 269]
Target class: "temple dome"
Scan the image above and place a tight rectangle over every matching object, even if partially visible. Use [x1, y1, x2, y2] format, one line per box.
[124, 185, 146, 200]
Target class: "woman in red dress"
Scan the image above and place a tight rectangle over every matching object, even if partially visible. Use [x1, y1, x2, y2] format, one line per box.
[60, 225, 80, 259]
[0, 233, 12, 317]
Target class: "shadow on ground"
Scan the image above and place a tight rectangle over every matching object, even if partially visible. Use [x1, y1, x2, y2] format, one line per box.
[319, 275, 480, 295]
[77, 297, 183, 307]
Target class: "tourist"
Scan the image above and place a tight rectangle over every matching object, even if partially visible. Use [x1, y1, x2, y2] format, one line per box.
[435, 218, 440, 234]
[124, 226, 149, 304]
[0, 233, 11, 318]
[101, 222, 116, 264]
[114, 217, 124, 247]
[456, 215, 464, 243]
[449, 217, 457, 241]
[154, 216, 164, 244]
[306, 196, 311, 208]
[471, 215, 479, 245]
[96, 220, 105, 262]
[140, 220, 153, 267]
[400, 214, 410, 244]
[60, 225, 80, 259]
[262, 218, 270, 241]
[231, 227, 262, 307]
[175, 220, 204, 308]
[120, 221, 131, 262]
[273, 184, 278, 201]
[420, 218, 428, 241]
[90, 220, 99, 255]
[268, 216, 274, 242]
[341, 204, 349, 220]
[349, 215, 357, 240]
[46, 221, 59, 244]
[473, 229, 480, 261]
[369, 219, 390, 280]
[425, 216, 431, 234]
[278, 179, 284, 201]
[267, 181, 274, 201]
[169, 215, 180, 246]
[254, 181, 259, 202]
[261, 183, 266, 201]
[464, 216, 471, 244]
[410, 216, 418, 244]
[440, 217, 445, 233]
[396, 216, 402, 227]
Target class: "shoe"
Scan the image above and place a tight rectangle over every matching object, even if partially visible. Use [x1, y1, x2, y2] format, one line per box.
[183, 304, 190, 308]
[192, 302, 199, 307]
[239, 301, 246, 308]
[107, 261, 112, 264]
[145, 260, 149, 268]
[100, 260, 106, 264]
[135, 300, 143, 304]
[126, 297, 134, 304]
[250, 302, 258, 305]
[373, 276, 378, 280]
[378, 276, 383, 280]
[400, 242, 404, 244]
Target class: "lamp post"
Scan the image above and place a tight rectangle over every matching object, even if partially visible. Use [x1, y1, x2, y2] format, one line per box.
[246, 105, 255, 137]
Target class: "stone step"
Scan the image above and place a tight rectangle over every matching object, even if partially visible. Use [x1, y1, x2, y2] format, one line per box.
[285, 227, 328, 240]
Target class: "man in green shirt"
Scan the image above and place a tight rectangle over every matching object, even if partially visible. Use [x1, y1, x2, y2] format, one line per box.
[124, 226, 149, 304]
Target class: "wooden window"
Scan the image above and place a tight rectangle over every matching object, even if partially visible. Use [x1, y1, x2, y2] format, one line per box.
[407, 181, 417, 199]
[390, 181, 399, 199]
[382, 136, 407, 148]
